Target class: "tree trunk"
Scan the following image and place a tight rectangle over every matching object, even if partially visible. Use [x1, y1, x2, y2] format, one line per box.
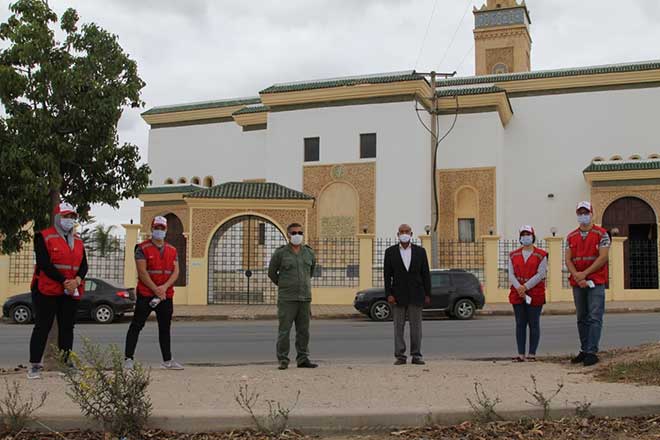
[42, 188, 61, 369]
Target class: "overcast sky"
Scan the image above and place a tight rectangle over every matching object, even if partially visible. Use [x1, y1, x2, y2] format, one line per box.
[3, 0, 659, 232]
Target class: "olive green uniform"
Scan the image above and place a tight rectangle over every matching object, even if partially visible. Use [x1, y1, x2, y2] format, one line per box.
[268, 244, 316, 365]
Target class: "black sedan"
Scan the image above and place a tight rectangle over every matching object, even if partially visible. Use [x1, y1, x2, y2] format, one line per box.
[354, 269, 486, 321]
[2, 278, 135, 324]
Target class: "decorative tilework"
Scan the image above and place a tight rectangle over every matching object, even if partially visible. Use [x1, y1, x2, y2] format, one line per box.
[591, 185, 660, 226]
[140, 206, 190, 233]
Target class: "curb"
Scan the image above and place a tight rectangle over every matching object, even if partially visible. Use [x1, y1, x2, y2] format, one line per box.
[29, 403, 660, 434]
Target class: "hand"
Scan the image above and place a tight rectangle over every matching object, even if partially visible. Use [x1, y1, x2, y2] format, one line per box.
[155, 285, 167, 299]
[387, 295, 396, 305]
[63, 279, 78, 291]
[578, 280, 589, 288]
[574, 271, 587, 282]
[424, 296, 431, 306]
[516, 285, 526, 296]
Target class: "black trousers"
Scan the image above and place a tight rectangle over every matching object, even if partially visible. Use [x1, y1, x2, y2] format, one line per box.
[124, 296, 173, 362]
[29, 293, 79, 364]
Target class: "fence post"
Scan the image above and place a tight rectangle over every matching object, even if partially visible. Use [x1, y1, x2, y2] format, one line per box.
[481, 235, 499, 301]
[544, 236, 563, 303]
[610, 236, 627, 301]
[0, 254, 9, 302]
[122, 224, 142, 289]
[419, 234, 432, 268]
[357, 234, 374, 290]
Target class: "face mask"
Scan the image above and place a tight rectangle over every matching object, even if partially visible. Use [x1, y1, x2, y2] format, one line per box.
[290, 234, 303, 246]
[520, 235, 534, 246]
[152, 230, 166, 240]
[60, 218, 75, 232]
[399, 234, 411, 244]
[577, 214, 592, 226]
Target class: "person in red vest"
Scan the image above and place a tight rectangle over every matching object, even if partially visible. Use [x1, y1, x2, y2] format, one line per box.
[508, 225, 548, 362]
[28, 202, 88, 379]
[124, 215, 183, 370]
[565, 201, 610, 367]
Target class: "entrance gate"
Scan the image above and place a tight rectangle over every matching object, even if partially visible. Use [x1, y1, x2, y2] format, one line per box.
[208, 215, 287, 304]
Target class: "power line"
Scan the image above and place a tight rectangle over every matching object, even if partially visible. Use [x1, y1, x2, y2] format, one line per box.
[455, 43, 475, 73]
[414, 0, 439, 69]
[437, 0, 473, 70]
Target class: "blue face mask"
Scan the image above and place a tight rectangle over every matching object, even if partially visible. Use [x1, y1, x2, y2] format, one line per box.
[152, 230, 166, 240]
[520, 235, 534, 246]
[577, 214, 592, 226]
[60, 218, 75, 232]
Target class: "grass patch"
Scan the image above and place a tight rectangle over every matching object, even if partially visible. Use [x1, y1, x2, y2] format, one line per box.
[595, 355, 660, 386]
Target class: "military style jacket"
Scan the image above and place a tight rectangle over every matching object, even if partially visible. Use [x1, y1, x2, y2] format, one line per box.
[268, 244, 316, 302]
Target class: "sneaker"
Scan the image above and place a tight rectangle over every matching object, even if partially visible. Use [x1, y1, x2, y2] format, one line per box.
[27, 365, 41, 380]
[583, 353, 599, 367]
[161, 360, 184, 370]
[571, 352, 586, 364]
[124, 358, 135, 370]
[278, 361, 288, 370]
[58, 363, 80, 377]
[394, 358, 407, 366]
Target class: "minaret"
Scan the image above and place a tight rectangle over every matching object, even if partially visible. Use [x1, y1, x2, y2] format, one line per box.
[473, 0, 532, 76]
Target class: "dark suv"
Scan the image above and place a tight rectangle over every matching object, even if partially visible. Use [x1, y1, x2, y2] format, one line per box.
[353, 269, 485, 321]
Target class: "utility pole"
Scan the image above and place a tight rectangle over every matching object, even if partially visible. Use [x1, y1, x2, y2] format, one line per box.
[416, 70, 456, 269]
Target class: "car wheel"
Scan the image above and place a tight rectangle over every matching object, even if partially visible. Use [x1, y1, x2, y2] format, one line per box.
[93, 304, 115, 324]
[453, 299, 476, 320]
[10, 304, 32, 324]
[369, 300, 392, 321]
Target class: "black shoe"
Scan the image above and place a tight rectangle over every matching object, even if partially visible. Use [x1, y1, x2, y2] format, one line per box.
[297, 361, 318, 368]
[411, 358, 425, 365]
[571, 352, 586, 364]
[583, 353, 599, 367]
[394, 359, 406, 365]
[278, 362, 288, 370]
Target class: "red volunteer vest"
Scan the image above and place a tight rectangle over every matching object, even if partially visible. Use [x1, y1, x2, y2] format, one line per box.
[567, 225, 609, 286]
[509, 246, 548, 306]
[36, 226, 85, 299]
[136, 240, 177, 298]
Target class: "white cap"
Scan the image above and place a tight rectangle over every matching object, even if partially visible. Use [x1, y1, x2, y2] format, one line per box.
[576, 201, 592, 213]
[55, 202, 76, 216]
[519, 225, 535, 234]
[152, 216, 167, 227]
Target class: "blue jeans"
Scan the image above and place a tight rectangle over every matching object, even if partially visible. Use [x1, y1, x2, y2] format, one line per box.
[512, 303, 543, 356]
[572, 284, 605, 354]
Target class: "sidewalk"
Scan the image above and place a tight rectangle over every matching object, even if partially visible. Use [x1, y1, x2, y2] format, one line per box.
[169, 301, 660, 321]
[12, 359, 660, 433]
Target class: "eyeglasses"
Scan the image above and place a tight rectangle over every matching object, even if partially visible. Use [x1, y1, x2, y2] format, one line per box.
[289, 231, 304, 236]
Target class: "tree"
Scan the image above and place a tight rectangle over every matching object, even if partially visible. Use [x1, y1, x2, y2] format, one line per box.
[92, 224, 119, 257]
[0, 0, 150, 253]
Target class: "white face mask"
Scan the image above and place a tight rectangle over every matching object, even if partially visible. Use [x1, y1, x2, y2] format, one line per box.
[398, 234, 412, 244]
[289, 233, 303, 246]
[520, 235, 534, 246]
[60, 218, 75, 232]
[152, 229, 166, 240]
[577, 214, 592, 226]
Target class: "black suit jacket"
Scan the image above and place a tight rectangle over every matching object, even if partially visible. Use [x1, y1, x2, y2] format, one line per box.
[383, 244, 431, 306]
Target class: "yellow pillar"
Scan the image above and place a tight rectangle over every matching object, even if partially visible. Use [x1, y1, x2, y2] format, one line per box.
[544, 236, 563, 303]
[122, 224, 141, 289]
[610, 236, 627, 301]
[187, 257, 207, 305]
[357, 234, 374, 290]
[419, 234, 432, 268]
[0, 254, 10, 303]
[482, 235, 499, 302]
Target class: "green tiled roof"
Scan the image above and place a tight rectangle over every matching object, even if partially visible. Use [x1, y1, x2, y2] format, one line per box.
[142, 96, 261, 116]
[583, 159, 660, 173]
[141, 185, 203, 195]
[233, 104, 269, 115]
[439, 60, 660, 87]
[186, 182, 314, 200]
[260, 70, 425, 94]
[436, 85, 504, 97]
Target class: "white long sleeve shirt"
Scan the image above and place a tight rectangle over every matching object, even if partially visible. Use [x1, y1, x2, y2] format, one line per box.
[508, 249, 548, 289]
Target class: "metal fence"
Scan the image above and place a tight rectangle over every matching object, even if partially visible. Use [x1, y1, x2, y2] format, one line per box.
[498, 240, 548, 289]
[85, 238, 126, 286]
[9, 242, 35, 284]
[629, 240, 659, 289]
[437, 240, 485, 284]
[310, 238, 359, 287]
[371, 237, 421, 287]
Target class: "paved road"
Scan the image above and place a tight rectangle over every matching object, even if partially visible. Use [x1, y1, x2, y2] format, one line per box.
[1, 314, 658, 367]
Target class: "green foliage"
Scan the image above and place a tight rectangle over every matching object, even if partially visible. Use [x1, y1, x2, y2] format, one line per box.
[235, 383, 300, 436]
[466, 381, 502, 423]
[0, 378, 48, 434]
[0, 0, 150, 253]
[60, 339, 152, 439]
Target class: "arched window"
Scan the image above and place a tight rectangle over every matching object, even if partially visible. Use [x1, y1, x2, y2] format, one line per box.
[203, 176, 214, 187]
[592, 156, 604, 162]
[629, 154, 642, 160]
[492, 63, 509, 74]
[609, 155, 623, 161]
[177, 177, 188, 184]
[164, 178, 174, 184]
[191, 176, 201, 185]
[456, 187, 478, 242]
